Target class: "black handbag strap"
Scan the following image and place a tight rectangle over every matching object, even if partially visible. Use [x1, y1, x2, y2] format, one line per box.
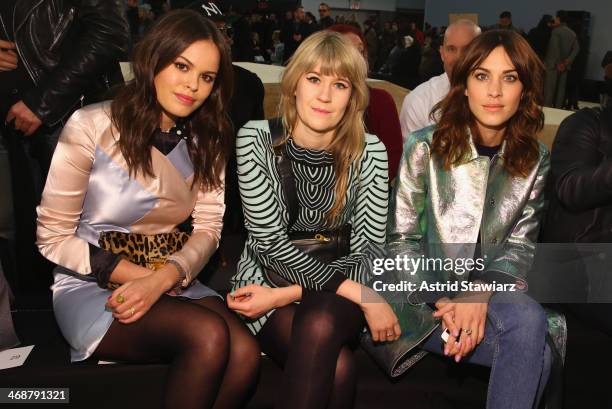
[269, 118, 299, 229]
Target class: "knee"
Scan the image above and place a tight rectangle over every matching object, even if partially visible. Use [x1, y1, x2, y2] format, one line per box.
[496, 296, 547, 345]
[181, 313, 230, 367]
[294, 309, 338, 343]
[517, 301, 547, 341]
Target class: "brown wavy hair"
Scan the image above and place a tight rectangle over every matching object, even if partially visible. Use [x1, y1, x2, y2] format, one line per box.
[279, 31, 369, 225]
[111, 9, 233, 190]
[431, 29, 544, 177]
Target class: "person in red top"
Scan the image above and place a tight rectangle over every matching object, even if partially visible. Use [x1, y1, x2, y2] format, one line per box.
[327, 24, 403, 182]
[409, 21, 425, 46]
[366, 87, 403, 182]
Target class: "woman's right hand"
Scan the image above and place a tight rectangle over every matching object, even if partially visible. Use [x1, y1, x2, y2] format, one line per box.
[360, 291, 401, 342]
[337, 280, 401, 342]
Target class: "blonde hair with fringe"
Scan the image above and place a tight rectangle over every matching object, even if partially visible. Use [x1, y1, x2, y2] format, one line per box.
[278, 31, 369, 225]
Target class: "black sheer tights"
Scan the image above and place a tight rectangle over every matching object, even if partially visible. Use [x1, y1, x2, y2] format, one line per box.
[257, 290, 365, 409]
[93, 296, 260, 409]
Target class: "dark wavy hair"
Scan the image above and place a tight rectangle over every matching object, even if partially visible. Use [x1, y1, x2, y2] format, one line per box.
[111, 9, 233, 190]
[431, 29, 544, 177]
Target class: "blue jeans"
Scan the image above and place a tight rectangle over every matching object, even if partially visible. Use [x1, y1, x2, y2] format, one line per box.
[421, 291, 552, 409]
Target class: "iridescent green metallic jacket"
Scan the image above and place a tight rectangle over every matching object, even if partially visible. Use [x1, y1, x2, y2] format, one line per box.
[385, 125, 551, 357]
[389, 125, 550, 287]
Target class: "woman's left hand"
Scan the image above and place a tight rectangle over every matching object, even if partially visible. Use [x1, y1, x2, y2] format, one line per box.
[227, 284, 301, 319]
[433, 292, 491, 362]
[227, 285, 279, 319]
[106, 270, 169, 324]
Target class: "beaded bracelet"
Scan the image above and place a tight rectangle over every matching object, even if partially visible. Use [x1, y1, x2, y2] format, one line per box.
[165, 259, 187, 295]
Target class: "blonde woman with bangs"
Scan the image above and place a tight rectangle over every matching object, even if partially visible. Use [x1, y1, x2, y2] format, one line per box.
[228, 31, 398, 409]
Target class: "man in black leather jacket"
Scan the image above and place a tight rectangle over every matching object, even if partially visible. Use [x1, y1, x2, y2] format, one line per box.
[537, 91, 612, 408]
[1, 0, 129, 132]
[0, 0, 129, 292]
[543, 99, 612, 244]
[539, 96, 612, 336]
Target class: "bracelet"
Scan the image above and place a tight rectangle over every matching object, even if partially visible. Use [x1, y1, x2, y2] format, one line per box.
[165, 259, 187, 295]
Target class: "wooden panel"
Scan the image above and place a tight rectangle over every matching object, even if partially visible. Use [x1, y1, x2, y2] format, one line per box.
[449, 13, 478, 25]
[263, 83, 281, 119]
[367, 80, 410, 113]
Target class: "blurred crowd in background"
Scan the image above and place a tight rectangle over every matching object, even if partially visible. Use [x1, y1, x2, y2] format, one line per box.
[126, 1, 610, 109]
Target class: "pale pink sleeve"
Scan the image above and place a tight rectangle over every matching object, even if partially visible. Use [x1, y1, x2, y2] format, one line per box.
[36, 109, 96, 275]
[166, 171, 225, 285]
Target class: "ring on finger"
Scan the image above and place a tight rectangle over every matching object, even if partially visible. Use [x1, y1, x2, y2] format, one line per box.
[116, 294, 126, 304]
[129, 307, 135, 317]
[463, 328, 473, 336]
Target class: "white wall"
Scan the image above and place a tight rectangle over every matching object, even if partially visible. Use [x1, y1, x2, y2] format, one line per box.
[424, 0, 611, 80]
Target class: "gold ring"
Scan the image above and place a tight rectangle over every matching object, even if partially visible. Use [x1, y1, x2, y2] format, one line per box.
[129, 307, 135, 317]
[117, 294, 125, 304]
[463, 328, 473, 336]
[386, 332, 394, 337]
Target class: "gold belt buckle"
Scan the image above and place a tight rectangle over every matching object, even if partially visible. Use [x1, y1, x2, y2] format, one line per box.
[148, 259, 165, 270]
[314, 234, 331, 242]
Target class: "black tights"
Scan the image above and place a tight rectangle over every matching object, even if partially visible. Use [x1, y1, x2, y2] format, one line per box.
[93, 296, 260, 409]
[257, 290, 364, 409]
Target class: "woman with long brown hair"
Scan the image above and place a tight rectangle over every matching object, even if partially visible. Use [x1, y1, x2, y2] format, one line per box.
[389, 29, 552, 408]
[228, 31, 398, 409]
[36, 10, 259, 409]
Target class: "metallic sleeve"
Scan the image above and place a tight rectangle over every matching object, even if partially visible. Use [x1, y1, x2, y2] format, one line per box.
[387, 131, 433, 303]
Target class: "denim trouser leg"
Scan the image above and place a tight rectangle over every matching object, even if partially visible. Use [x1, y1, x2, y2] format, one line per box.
[420, 291, 551, 409]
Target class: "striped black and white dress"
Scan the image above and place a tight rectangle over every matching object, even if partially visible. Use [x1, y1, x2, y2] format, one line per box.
[232, 120, 389, 334]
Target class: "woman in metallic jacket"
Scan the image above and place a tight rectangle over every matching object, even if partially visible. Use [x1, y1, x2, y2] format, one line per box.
[389, 30, 552, 409]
